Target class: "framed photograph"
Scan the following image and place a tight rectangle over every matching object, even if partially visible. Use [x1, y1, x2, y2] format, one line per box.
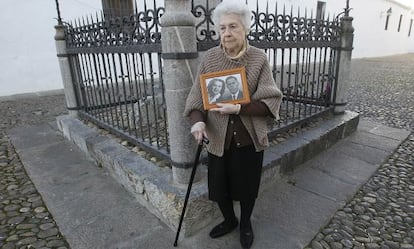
[200, 67, 250, 110]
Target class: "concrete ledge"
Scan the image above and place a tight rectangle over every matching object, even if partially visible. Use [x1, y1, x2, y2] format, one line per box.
[56, 110, 359, 237]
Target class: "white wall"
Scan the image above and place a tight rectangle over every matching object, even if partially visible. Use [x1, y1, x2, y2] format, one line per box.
[0, 0, 101, 97]
[0, 0, 413, 97]
[351, 0, 414, 57]
[254, 0, 414, 58]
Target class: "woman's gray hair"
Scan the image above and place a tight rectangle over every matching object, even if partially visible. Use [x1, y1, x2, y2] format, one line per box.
[212, 1, 251, 32]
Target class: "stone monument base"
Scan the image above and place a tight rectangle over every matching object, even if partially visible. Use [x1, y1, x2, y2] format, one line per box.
[56, 110, 359, 238]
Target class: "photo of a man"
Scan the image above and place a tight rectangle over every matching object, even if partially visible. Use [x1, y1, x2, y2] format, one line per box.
[221, 75, 244, 101]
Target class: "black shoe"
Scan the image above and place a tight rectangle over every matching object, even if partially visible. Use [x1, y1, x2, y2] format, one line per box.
[240, 224, 254, 249]
[209, 219, 238, 238]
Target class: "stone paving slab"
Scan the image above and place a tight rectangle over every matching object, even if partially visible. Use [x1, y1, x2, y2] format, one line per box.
[357, 120, 411, 141]
[7, 123, 64, 151]
[346, 121, 409, 153]
[334, 138, 392, 165]
[7, 119, 410, 249]
[255, 182, 342, 249]
[308, 151, 379, 185]
[8, 123, 177, 249]
[288, 166, 356, 202]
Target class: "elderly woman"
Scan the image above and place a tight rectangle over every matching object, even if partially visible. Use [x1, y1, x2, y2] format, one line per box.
[184, 1, 282, 248]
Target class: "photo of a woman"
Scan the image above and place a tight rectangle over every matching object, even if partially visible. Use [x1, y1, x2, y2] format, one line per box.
[207, 78, 226, 103]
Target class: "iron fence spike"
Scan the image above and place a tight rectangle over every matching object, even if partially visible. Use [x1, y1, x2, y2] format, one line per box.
[275, 1, 278, 15]
[55, 0, 63, 25]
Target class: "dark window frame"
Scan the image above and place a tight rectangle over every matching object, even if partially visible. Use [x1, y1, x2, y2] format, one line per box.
[385, 15, 390, 30]
[398, 14, 403, 32]
[316, 1, 326, 21]
[102, 0, 134, 19]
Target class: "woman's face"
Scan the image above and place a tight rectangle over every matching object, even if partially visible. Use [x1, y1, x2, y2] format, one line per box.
[211, 81, 223, 94]
[219, 13, 246, 56]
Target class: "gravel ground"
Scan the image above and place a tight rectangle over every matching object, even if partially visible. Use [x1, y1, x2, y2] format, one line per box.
[0, 53, 413, 249]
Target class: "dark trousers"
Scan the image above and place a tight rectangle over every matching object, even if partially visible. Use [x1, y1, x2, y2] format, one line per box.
[207, 143, 263, 202]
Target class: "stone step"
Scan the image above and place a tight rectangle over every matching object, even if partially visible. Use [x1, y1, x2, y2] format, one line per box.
[55, 110, 359, 237]
[262, 110, 359, 186]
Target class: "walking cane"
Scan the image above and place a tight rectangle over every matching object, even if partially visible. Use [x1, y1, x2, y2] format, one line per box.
[173, 137, 209, 247]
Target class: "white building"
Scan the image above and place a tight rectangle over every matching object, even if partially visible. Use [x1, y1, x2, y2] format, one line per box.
[0, 0, 413, 97]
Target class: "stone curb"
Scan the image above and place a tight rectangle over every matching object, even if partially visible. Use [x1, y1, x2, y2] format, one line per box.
[55, 110, 359, 237]
[56, 115, 219, 238]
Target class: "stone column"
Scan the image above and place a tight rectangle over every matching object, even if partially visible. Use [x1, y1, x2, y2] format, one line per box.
[55, 25, 79, 117]
[334, 14, 354, 114]
[160, 0, 200, 184]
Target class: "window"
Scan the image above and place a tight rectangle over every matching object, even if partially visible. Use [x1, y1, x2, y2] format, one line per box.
[384, 7, 392, 30]
[398, 14, 403, 32]
[102, 0, 134, 19]
[385, 15, 390, 30]
[316, 1, 326, 20]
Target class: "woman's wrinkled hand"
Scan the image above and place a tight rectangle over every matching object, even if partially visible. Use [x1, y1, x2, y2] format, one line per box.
[210, 103, 241, 115]
[190, 121, 208, 144]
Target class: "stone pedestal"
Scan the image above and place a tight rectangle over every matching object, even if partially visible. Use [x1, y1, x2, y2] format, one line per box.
[334, 16, 354, 114]
[54, 25, 79, 117]
[55, 110, 360, 238]
[160, 0, 201, 184]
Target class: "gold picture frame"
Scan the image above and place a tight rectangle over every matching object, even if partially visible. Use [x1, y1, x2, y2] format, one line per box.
[200, 67, 250, 110]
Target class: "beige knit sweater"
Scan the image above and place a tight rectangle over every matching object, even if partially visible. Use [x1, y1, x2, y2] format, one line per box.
[184, 45, 283, 157]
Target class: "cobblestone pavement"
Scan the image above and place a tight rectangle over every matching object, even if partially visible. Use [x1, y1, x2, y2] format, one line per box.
[0, 94, 69, 249]
[0, 53, 413, 249]
[305, 53, 414, 249]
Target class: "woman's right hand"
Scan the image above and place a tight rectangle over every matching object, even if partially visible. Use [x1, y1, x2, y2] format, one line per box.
[190, 121, 208, 144]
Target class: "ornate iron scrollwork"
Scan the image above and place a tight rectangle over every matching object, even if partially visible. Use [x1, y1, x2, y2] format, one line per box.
[64, 5, 164, 51]
[193, 2, 341, 51]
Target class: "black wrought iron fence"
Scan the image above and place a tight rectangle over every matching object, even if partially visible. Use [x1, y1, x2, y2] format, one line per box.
[64, 2, 168, 159]
[62, 0, 342, 160]
[192, 1, 342, 134]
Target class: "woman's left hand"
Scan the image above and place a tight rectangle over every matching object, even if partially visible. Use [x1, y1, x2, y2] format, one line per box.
[210, 103, 241, 115]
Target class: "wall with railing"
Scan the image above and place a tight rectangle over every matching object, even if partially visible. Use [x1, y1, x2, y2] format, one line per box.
[55, 0, 354, 184]
[63, 3, 168, 159]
